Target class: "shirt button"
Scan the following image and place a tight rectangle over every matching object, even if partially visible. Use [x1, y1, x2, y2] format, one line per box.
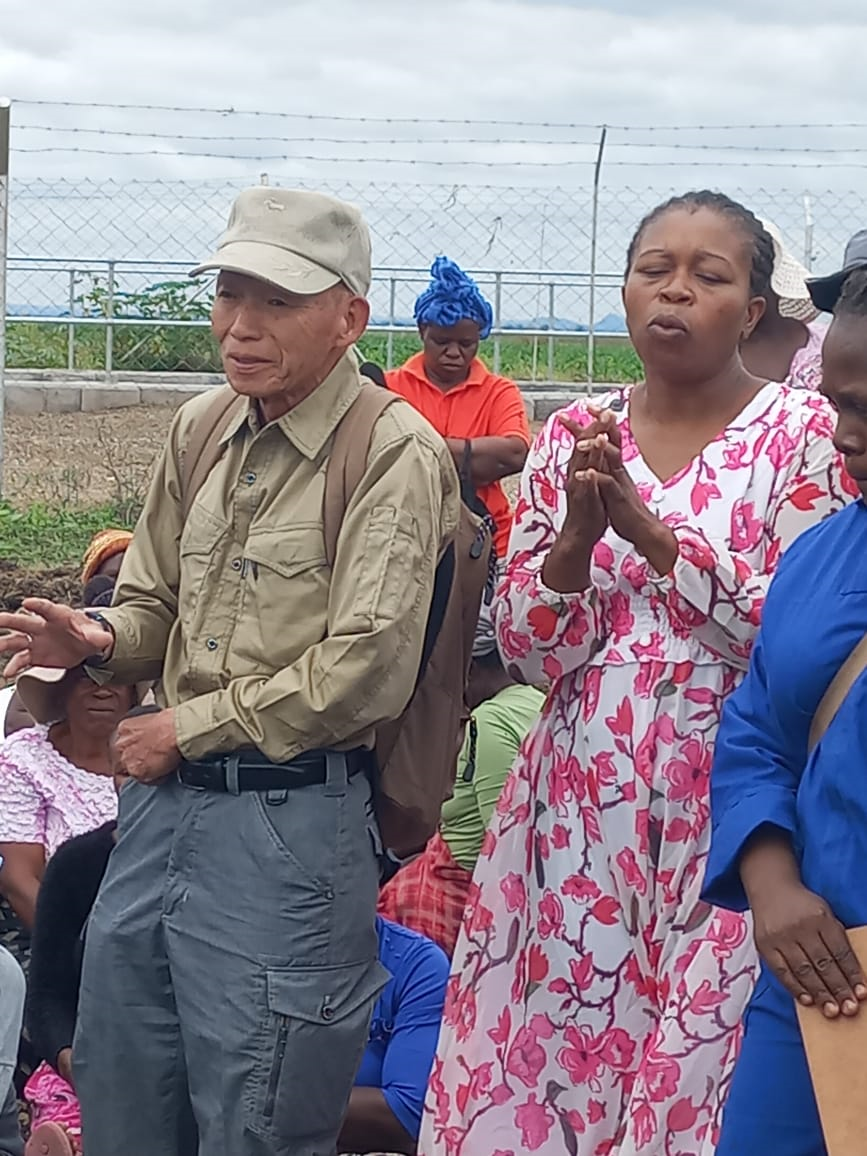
[206, 638, 218, 651]
[244, 471, 257, 485]
[322, 1004, 334, 1022]
[231, 559, 242, 572]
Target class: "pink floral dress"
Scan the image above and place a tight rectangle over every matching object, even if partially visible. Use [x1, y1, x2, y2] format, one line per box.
[419, 384, 855, 1156]
[0, 725, 118, 857]
[786, 320, 828, 391]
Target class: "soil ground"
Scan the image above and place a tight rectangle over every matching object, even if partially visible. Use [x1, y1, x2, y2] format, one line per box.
[0, 407, 539, 609]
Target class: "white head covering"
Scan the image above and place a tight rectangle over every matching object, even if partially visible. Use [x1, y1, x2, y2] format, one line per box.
[761, 219, 820, 323]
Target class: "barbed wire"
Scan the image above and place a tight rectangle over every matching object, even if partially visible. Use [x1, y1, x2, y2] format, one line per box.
[12, 145, 867, 170]
[13, 127, 605, 146]
[10, 98, 867, 133]
[13, 125, 867, 155]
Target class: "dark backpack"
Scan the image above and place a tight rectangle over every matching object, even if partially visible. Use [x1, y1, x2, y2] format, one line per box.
[180, 376, 491, 858]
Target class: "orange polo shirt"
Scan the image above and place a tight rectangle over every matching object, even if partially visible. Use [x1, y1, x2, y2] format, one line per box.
[386, 353, 530, 559]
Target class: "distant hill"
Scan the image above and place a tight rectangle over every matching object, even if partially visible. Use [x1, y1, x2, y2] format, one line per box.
[369, 311, 628, 334]
[8, 303, 629, 335]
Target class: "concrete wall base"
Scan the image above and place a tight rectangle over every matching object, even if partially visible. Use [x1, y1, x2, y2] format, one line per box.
[2, 371, 616, 420]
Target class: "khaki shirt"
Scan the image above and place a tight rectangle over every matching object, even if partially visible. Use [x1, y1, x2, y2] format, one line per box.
[102, 354, 461, 763]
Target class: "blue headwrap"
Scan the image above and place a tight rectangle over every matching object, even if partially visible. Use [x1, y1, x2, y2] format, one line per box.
[414, 256, 493, 339]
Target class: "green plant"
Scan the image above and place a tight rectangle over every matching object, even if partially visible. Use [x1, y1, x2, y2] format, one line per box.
[8, 279, 643, 383]
[0, 502, 137, 567]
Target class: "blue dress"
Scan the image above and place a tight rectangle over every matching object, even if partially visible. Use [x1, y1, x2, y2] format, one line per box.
[355, 916, 449, 1140]
[703, 498, 867, 1155]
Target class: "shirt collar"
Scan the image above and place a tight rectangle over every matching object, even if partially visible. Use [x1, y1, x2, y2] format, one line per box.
[404, 351, 490, 391]
[219, 352, 363, 459]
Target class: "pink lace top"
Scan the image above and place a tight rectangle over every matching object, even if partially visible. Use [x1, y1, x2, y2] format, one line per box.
[786, 320, 828, 391]
[0, 726, 118, 858]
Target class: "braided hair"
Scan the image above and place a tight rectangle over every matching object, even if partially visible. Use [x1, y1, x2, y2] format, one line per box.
[834, 267, 867, 319]
[626, 191, 775, 299]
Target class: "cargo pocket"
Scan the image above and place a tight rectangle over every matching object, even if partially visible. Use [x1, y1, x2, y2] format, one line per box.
[244, 959, 389, 1149]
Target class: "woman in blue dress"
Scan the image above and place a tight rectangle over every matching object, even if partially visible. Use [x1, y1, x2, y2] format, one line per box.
[703, 267, 867, 1153]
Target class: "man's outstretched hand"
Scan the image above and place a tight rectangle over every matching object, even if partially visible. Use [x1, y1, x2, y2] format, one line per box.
[0, 598, 114, 678]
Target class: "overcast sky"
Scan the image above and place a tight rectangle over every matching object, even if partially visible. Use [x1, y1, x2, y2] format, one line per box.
[3, 0, 866, 297]
[3, 0, 866, 182]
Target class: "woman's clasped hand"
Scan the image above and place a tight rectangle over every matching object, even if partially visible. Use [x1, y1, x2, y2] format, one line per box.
[558, 406, 678, 577]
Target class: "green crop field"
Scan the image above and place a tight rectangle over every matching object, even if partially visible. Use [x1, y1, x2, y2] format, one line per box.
[7, 323, 642, 385]
[2, 278, 644, 577]
[8, 279, 643, 384]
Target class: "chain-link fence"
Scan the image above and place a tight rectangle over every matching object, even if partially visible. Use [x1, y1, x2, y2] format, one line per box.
[4, 173, 866, 382]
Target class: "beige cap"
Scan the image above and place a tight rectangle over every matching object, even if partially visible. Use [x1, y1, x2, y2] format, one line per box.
[191, 187, 372, 298]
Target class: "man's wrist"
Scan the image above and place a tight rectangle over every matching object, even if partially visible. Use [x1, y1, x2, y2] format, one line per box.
[83, 611, 116, 664]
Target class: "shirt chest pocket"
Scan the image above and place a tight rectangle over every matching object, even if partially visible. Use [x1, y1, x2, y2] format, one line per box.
[179, 504, 230, 606]
[241, 523, 330, 624]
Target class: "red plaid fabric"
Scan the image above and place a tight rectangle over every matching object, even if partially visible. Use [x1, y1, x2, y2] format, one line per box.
[377, 831, 473, 958]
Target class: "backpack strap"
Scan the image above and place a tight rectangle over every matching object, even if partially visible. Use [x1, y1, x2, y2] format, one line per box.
[808, 631, 867, 752]
[323, 381, 401, 568]
[180, 386, 245, 519]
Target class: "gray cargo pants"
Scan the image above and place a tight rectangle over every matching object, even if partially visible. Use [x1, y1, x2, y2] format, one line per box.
[73, 756, 386, 1156]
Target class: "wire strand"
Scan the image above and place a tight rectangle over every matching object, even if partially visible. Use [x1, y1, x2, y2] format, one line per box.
[13, 125, 867, 154]
[10, 98, 867, 133]
[12, 145, 867, 169]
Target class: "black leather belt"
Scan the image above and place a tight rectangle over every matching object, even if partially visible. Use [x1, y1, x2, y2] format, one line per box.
[178, 749, 370, 794]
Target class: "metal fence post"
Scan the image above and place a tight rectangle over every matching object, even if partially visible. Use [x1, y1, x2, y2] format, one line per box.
[803, 194, 814, 271]
[386, 276, 396, 369]
[493, 272, 502, 375]
[587, 125, 608, 392]
[0, 99, 10, 496]
[547, 282, 555, 385]
[105, 258, 115, 378]
[67, 268, 76, 370]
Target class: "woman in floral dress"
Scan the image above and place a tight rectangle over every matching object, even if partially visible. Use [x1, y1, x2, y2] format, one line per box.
[419, 192, 856, 1156]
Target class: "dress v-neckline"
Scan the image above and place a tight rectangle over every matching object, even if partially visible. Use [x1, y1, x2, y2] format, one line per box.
[617, 381, 777, 489]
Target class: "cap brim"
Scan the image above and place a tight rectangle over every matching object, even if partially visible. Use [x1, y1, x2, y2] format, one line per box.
[771, 250, 819, 322]
[16, 666, 69, 725]
[807, 264, 867, 314]
[778, 296, 820, 323]
[190, 240, 341, 296]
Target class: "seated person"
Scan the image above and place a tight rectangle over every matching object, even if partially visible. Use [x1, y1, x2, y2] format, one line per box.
[379, 609, 545, 955]
[0, 687, 27, 742]
[339, 917, 448, 1154]
[386, 257, 530, 563]
[80, 530, 132, 587]
[24, 815, 119, 1156]
[0, 945, 25, 1156]
[0, 666, 136, 970]
[4, 530, 132, 742]
[26, 812, 448, 1156]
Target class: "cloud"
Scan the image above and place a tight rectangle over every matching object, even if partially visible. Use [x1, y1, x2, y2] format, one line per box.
[2, 0, 865, 312]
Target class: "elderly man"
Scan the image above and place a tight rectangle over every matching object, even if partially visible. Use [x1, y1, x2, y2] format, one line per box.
[0, 188, 460, 1156]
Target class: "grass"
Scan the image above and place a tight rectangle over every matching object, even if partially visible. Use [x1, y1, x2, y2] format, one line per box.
[1, 322, 644, 574]
[0, 502, 136, 568]
[7, 322, 644, 384]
